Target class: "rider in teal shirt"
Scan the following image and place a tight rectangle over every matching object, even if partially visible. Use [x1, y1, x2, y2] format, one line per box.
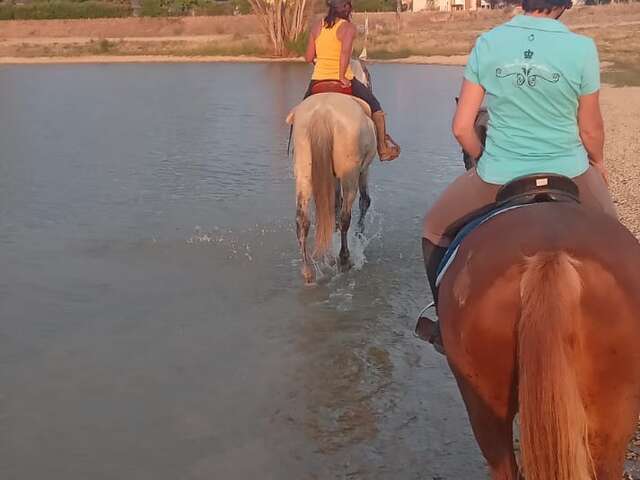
[418, 0, 616, 353]
[466, 14, 600, 184]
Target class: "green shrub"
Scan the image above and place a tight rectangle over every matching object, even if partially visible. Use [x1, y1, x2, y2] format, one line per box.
[140, 0, 165, 15]
[285, 30, 308, 56]
[0, 1, 131, 20]
[368, 47, 411, 59]
[353, 0, 396, 11]
[194, 0, 233, 15]
[0, 4, 14, 19]
[140, 0, 236, 16]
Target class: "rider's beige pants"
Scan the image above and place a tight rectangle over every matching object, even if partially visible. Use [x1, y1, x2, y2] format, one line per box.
[422, 166, 617, 247]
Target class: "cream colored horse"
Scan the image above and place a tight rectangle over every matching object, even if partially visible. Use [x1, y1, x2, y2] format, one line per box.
[287, 60, 376, 284]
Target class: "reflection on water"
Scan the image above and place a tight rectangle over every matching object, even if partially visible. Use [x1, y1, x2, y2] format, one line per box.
[0, 62, 485, 479]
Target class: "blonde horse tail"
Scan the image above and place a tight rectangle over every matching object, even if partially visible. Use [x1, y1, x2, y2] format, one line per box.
[309, 110, 335, 257]
[519, 251, 593, 480]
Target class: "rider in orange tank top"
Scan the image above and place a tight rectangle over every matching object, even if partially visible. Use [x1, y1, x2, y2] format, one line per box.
[303, 0, 400, 162]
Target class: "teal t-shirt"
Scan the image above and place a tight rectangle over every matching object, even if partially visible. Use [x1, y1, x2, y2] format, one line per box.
[464, 15, 600, 185]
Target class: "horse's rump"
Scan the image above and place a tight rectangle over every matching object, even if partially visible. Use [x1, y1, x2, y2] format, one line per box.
[440, 202, 640, 479]
[286, 93, 372, 128]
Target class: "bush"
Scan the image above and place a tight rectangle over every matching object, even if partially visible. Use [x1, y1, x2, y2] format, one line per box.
[194, 0, 233, 15]
[353, 0, 397, 11]
[140, 0, 237, 16]
[0, 1, 131, 19]
[0, 4, 14, 19]
[140, 0, 167, 15]
[285, 29, 308, 56]
[368, 47, 411, 59]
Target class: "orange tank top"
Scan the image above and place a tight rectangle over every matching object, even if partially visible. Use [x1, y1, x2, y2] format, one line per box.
[311, 18, 354, 81]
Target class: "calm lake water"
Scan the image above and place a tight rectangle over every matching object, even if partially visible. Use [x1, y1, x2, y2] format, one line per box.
[0, 62, 486, 479]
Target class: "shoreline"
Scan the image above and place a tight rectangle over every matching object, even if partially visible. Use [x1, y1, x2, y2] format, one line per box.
[0, 4, 637, 73]
[0, 54, 469, 65]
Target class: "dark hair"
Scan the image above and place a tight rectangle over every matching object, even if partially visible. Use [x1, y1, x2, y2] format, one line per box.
[522, 0, 572, 13]
[324, 0, 352, 28]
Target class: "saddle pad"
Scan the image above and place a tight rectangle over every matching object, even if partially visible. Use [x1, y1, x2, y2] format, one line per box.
[435, 204, 528, 287]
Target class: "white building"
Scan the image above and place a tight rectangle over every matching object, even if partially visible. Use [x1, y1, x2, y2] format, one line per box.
[413, 0, 489, 11]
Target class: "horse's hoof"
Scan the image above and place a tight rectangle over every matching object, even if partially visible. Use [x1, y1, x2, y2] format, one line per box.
[339, 256, 352, 272]
[302, 266, 316, 284]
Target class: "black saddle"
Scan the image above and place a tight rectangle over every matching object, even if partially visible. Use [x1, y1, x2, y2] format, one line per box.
[436, 174, 580, 284]
[496, 173, 580, 207]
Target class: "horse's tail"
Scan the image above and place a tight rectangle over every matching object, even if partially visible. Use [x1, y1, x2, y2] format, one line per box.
[309, 110, 335, 257]
[518, 251, 593, 480]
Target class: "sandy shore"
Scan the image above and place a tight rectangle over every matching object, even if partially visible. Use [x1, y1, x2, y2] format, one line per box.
[601, 85, 640, 238]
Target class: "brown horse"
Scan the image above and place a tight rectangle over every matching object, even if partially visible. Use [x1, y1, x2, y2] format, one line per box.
[435, 192, 640, 479]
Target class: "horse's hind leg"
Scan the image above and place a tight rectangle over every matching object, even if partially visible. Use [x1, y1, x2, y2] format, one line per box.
[444, 286, 521, 480]
[294, 137, 315, 284]
[581, 332, 640, 479]
[581, 360, 639, 479]
[451, 366, 520, 480]
[357, 169, 371, 234]
[296, 192, 314, 284]
[338, 180, 357, 271]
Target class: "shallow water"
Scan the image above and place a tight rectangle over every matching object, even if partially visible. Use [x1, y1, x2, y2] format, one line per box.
[0, 62, 486, 479]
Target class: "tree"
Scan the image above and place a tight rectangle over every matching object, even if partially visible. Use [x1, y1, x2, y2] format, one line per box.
[249, 0, 310, 56]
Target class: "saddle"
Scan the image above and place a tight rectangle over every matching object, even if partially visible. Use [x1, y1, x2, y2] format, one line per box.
[310, 80, 353, 96]
[435, 173, 580, 287]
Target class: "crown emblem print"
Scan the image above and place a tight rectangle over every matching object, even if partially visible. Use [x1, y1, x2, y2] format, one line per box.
[524, 49, 534, 60]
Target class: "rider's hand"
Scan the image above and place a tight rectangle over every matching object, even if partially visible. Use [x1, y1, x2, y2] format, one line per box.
[340, 78, 352, 88]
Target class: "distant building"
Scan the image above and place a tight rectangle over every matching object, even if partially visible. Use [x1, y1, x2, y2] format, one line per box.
[413, 0, 489, 11]
[412, 0, 429, 11]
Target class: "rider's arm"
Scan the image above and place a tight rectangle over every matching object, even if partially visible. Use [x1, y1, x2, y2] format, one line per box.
[578, 90, 607, 182]
[338, 22, 356, 84]
[452, 79, 485, 161]
[305, 21, 321, 63]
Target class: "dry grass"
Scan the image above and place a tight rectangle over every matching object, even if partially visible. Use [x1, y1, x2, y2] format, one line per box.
[357, 3, 640, 75]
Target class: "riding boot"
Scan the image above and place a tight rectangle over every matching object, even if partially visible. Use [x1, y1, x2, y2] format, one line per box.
[371, 111, 400, 162]
[415, 238, 447, 354]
